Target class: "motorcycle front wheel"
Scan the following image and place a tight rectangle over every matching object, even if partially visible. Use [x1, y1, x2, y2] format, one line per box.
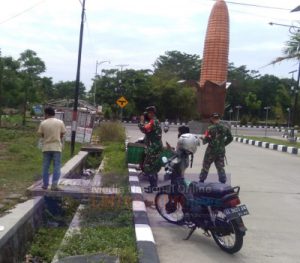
[155, 191, 185, 224]
[211, 216, 244, 254]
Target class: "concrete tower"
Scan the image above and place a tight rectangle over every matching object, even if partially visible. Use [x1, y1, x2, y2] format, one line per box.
[199, 0, 230, 119]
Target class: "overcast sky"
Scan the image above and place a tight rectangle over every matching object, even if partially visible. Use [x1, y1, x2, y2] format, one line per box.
[0, 0, 299, 90]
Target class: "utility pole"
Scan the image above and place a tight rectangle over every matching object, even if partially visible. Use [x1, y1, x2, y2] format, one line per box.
[71, 0, 86, 156]
[291, 60, 300, 140]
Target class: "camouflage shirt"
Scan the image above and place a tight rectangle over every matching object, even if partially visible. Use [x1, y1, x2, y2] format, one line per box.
[202, 123, 233, 155]
[138, 118, 162, 151]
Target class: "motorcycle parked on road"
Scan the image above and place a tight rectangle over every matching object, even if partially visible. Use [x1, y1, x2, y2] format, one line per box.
[155, 133, 249, 254]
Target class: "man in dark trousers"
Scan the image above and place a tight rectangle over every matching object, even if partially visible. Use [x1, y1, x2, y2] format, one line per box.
[199, 113, 233, 183]
[138, 106, 163, 193]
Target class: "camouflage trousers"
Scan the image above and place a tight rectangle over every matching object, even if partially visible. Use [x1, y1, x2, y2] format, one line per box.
[199, 152, 226, 183]
[143, 146, 162, 186]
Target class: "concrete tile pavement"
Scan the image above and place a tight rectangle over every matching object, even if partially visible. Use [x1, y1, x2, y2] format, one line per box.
[126, 125, 300, 263]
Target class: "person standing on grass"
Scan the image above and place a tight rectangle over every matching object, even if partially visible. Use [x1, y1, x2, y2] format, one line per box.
[38, 106, 66, 191]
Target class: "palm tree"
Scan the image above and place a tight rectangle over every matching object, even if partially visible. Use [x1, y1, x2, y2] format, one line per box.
[271, 32, 300, 64]
[271, 30, 300, 136]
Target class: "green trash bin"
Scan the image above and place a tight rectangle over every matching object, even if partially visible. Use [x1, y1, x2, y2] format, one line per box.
[127, 142, 145, 164]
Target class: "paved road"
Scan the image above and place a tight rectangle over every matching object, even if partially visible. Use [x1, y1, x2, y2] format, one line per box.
[125, 123, 286, 138]
[126, 124, 300, 263]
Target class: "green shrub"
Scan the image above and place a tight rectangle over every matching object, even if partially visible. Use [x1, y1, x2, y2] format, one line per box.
[95, 122, 125, 143]
[240, 115, 248, 126]
[250, 117, 259, 125]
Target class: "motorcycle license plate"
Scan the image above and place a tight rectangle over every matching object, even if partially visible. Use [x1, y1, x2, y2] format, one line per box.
[224, 205, 249, 220]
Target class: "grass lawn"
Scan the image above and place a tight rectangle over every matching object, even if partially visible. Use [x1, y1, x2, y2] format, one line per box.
[240, 136, 300, 148]
[0, 127, 80, 215]
[26, 197, 80, 262]
[57, 122, 138, 263]
[59, 201, 138, 263]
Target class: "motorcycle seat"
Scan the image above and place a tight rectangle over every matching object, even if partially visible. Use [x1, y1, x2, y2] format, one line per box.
[188, 182, 234, 198]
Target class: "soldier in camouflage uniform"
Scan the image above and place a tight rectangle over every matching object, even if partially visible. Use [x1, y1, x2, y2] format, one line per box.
[138, 106, 163, 193]
[199, 113, 233, 183]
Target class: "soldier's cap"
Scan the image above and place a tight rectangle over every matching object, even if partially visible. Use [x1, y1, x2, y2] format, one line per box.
[210, 112, 221, 119]
[145, 106, 156, 113]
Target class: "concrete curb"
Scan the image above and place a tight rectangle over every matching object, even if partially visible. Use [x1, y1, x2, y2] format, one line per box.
[282, 135, 300, 142]
[230, 125, 296, 131]
[122, 121, 186, 127]
[234, 137, 300, 156]
[128, 167, 160, 263]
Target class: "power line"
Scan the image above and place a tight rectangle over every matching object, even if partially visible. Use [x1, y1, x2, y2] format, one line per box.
[209, 0, 290, 11]
[0, 0, 46, 25]
[229, 8, 294, 22]
[224, 1, 290, 11]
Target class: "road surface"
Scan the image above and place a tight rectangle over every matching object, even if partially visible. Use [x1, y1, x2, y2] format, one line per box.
[126, 124, 300, 263]
[125, 123, 287, 137]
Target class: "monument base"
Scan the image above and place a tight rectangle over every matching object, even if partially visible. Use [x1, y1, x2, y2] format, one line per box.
[188, 120, 210, 135]
[188, 120, 232, 135]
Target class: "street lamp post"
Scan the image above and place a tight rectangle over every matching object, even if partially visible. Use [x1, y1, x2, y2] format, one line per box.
[287, 107, 291, 129]
[94, 60, 110, 106]
[235, 105, 242, 136]
[264, 106, 271, 137]
[229, 108, 233, 122]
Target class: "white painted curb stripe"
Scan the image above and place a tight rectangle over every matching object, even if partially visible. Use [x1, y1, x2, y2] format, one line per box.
[131, 186, 142, 194]
[129, 176, 139, 182]
[287, 147, 294, 154]
[133, 201, 147, 212]
[277, 145, 284, 151]
[262, 142, 268, 148]
[129, 168, 138, 173]
[135, 224, 155, 243]
[255, 141, 260, 146]
[269, 143, 275, 149]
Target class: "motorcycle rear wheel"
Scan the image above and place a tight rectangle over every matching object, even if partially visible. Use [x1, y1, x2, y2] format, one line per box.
[155, 191, 185, 224]
[211, 217, 244, 254]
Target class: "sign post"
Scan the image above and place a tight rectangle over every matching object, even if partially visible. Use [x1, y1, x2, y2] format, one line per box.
[116, 96, 128, 121]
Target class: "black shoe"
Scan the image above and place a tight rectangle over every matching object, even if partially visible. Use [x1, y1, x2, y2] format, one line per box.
[42, 185, 48, 190]
[144, 185, 158, 193]
[144, 186, 153, 193]
[51, 185, 62, 191]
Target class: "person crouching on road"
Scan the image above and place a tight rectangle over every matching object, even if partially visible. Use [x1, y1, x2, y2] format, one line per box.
[38, 107, 66, 191]
[199, 113, 233, 184]
[138, 106, 163, 193]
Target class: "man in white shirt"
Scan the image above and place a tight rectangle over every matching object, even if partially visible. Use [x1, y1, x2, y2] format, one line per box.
[38, 107, 66, 190]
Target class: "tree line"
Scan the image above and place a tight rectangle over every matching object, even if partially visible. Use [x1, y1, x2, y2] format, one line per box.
[0, 49, 299, 126]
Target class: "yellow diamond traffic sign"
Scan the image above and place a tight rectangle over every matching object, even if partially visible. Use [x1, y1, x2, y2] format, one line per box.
[116, 96, 128, 108]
